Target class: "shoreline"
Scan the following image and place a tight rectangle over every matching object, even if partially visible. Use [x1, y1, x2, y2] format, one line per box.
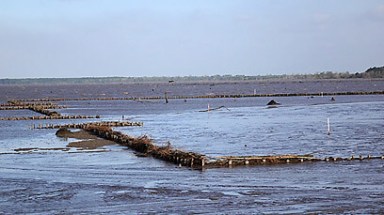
[1, 77, 384, 87]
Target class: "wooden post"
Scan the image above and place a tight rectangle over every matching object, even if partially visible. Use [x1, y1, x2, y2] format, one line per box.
[164, 92, 169, 104]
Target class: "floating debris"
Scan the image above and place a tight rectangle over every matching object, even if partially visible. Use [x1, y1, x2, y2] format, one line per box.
[199, 105, 230, 112]
[267, 100, 281, 106]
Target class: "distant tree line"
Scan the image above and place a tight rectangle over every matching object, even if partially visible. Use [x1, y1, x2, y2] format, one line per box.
[0, 66, 383, 85]
[311, 66, 384, 79]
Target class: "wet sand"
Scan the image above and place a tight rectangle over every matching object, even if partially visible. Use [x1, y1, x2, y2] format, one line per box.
[67, 139, 116, 149]
[1, 80, 384, 214]
[56, 128, 98, 139]
[56, 128, 117, 149]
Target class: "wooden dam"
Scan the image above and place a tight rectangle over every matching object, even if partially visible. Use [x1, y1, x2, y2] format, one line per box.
[0, 100, 99, 121]
[52, 122, 384, 170]
[9, 90, 384, 104]
[2, 97, 384, 170]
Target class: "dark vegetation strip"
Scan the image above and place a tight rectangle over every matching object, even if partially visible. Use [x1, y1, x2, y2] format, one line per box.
[1, 66, 383, 85]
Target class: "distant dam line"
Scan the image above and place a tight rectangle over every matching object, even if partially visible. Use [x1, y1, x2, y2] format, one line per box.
[12, 90, 384, 103]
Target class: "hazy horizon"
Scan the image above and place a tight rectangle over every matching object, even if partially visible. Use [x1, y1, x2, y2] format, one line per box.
[1, 0, 384, 79]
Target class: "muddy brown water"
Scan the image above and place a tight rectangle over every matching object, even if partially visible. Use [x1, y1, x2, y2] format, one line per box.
[0, 79, 384, 214]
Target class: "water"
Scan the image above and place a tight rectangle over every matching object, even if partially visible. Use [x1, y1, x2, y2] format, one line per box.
[118, 97, 384, 159]
[0, 80, 384, 214]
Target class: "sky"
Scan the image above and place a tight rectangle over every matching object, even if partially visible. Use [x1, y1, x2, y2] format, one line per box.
[1, 0, 383, 78]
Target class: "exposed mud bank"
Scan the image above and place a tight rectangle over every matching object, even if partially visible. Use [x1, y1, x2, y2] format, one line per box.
[67, 139, 116, 150]
[56, 128, 97, 139]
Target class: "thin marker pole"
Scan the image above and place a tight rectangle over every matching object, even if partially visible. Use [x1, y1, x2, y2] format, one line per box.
[327, 118, 331, 135]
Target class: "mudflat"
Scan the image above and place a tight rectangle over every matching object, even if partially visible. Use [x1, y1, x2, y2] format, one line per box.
[1, 80, 384, 214]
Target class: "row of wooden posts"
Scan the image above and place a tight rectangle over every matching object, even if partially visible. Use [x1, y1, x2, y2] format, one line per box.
[32, 121, 143, 129]
[213, 154, 384, 167]
[4, 101, 56, 106]
[0, 100, 99, 121]
[11, 90, 384, 103]
[28, 105, 62, 117]
[77, 125, 384, 169]
[0, 105, 65, 110]
[1, 115, 99, 121]
[2, 97, 384, 169]
[1, 101, 65, 109]
[83, 125, 207, 169]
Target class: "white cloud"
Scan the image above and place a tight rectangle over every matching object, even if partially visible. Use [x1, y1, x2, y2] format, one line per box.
[366, 4, 384, 21]
[375, 4, 384, 17]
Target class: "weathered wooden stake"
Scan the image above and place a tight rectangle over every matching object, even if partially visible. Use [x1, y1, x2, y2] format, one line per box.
[164, 92, 169, 104]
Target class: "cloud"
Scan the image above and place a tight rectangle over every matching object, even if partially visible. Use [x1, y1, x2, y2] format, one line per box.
[375, 4, 384, 17]
[365, 4, 384, 22]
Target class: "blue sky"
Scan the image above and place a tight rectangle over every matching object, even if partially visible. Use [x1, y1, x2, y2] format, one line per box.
[1, 0, 383, 78]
